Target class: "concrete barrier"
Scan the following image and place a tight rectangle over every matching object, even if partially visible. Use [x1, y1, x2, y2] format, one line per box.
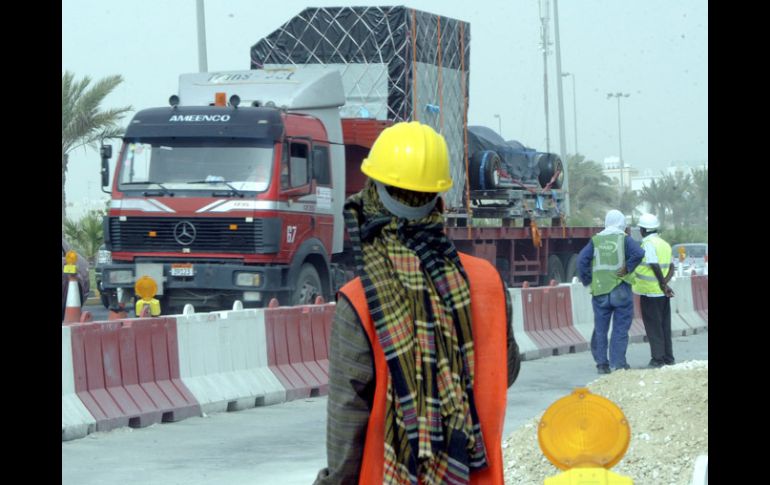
[69, 318, 201, 433]
[264, 303, 335, 401]
[691, 275, 708, 327]
[176, 308, 285, 414]
[669, 277, 701, 335]
[507, 288, 542, 360]
[521, 285, 588, 356]
[630, 295, 648, 343]
[568, 282, 595, 344]
[62, 326, 96, 441]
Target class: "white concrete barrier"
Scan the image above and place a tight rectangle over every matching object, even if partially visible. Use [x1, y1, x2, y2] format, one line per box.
[176, 308, 285, 414]
[508, 288, 541, 360]
[669, 276, 703, 334]
[568, 282, 596, 344]
[61, 325, 96, 441]
[690, 454, 708, 485]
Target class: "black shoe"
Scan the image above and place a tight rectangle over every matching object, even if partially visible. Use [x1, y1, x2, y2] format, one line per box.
[648, 360, 664, 369]
[614, 364, 631, 371]
[597, 364, 611, 374]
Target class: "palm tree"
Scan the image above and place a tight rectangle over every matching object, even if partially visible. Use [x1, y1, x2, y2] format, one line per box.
[63, 209, 105, 265]
[640, 178, 672, 228]
[62, 71, 131, 225]
[618, 189, 642, 224]
[691, 167, 708, 224]
[565, 154, 616, 225]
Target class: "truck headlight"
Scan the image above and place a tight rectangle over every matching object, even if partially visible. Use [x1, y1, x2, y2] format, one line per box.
[236, 272, 262, 287]
[108, 270, 134, 284]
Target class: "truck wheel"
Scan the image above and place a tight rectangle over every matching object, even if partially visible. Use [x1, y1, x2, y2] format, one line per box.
[537, 153, 564, 189]
[563, 254, 578, 282]
[469, 150, 502, 190]
[291, 263, 322, 306]
[545, 255, 565, 284]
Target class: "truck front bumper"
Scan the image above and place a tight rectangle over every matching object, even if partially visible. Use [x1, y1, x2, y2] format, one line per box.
[101, 261, 290, 296]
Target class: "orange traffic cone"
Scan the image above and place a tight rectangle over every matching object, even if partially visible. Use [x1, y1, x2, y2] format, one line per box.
[63, 276, 82, 324]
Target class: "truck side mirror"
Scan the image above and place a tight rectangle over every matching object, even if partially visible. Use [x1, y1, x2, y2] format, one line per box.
[101, 144, 112, 188]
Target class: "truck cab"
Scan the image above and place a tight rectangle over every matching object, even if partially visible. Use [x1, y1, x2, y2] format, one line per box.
[100, 69, 347, 312]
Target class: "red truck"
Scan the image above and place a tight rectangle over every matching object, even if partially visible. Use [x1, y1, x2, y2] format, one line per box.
[98, 7, 598, 312]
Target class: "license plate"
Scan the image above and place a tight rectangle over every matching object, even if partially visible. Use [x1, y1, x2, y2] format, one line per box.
[170, 263, 194, 277]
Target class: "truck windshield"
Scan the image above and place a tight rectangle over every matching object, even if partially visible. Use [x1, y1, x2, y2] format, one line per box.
[118, 139, 273, 193]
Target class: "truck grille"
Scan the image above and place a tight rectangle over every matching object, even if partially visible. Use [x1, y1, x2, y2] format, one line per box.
[108, 217, 279, 253]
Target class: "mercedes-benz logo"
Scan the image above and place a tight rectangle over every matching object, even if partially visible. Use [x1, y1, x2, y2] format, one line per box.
[174, 221, 197, 246]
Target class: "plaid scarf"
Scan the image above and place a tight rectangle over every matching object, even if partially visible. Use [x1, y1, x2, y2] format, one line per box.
[344, 181, 488, 484]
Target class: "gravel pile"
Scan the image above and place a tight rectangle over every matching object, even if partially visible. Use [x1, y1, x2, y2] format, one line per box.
[503, 360, 708, 484]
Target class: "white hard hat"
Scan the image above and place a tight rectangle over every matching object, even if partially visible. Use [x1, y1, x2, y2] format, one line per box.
[638, 213, 660, 230]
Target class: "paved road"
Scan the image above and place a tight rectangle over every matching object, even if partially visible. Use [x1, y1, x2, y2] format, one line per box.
[62, 331, 708, 485]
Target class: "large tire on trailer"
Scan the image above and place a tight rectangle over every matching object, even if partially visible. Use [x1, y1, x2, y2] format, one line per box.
[469, 150, 502, 190]
[544, 254, 565, 284]
[291, 263, 322, 306]
[537, 153, 564, 189]
[563, 253, 579, 282]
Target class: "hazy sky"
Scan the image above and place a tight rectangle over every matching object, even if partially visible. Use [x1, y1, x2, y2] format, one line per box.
[62, 0, 707, 215]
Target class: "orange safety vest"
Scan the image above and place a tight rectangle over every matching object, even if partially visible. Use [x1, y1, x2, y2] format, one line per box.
[339, 252, 508, 485]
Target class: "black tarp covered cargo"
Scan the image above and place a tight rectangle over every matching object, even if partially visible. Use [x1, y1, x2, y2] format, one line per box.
[251, 6, 470, 207]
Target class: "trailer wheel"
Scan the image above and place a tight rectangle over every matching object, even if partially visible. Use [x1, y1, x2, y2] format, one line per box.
[469, 150, 502, 190]
[291, 263, 322, 306]
[563, 253, 579, 282]
[545, 255, 565, 284]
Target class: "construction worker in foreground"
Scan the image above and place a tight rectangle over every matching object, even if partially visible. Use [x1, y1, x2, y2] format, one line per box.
[577, 210, 645, 374]
[314, 121, 520, 485]
[633, 213, 676, 368]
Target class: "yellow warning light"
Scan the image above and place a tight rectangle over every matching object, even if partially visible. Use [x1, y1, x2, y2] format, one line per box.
[134, 275, 158, 301]
[65, 250, 78, 266]
[538, 388, 630, 470]
[215, 92, 227, 106]
[149, 231, 157, 237]
[229, 224, 238, 230]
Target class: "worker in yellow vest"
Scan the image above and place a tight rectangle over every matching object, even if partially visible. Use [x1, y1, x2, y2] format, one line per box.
[632, 213, 676, 368]
[314, 122, 520, 485]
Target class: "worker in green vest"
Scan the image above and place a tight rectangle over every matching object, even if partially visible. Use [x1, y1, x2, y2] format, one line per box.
[578, 210, 645, 374]
[632, 213, 676, 368]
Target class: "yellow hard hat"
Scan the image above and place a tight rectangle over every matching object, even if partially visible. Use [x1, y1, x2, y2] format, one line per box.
[361, 121, 452, 193]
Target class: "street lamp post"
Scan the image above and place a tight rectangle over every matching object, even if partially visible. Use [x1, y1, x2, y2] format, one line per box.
[196, 0, 208, 72]
[562, 72, 578, 155]
[494, 114, 502, 137]
[607, 92, 630, 192]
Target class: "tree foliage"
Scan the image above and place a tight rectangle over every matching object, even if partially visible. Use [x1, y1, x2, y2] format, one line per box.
[62, 71, 131, 224]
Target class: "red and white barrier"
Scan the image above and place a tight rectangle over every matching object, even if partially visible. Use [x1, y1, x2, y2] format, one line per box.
[62, 326, 96, 441]
[630, 294, 649, 343]
[62, 274, 707, 441]
[507, 288, 547, 360]
[668, 276, 702, 335]
[567, 281, 595, 344]
[176, 307, 285, 414]
[520, 283, 589, 356]
[69, 317, 201, 433]
[690, 275, 708, 328]
[264, 303, 335, 401]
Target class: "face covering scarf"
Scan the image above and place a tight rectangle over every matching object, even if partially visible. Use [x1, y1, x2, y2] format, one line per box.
[343, 180, 488, 484]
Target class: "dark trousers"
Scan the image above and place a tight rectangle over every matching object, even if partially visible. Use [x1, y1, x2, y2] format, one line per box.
[640, 295, 675, 364]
